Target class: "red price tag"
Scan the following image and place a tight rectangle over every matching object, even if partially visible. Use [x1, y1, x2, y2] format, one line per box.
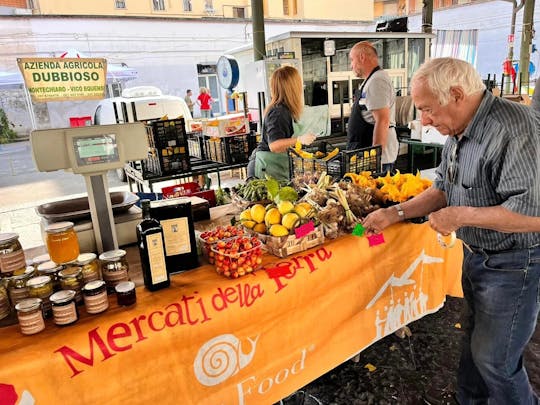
[367, 233, 385, 247]
[295, 221, 315, 238]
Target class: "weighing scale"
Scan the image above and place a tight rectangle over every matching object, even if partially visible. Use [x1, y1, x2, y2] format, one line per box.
[30, 123, 148, 253]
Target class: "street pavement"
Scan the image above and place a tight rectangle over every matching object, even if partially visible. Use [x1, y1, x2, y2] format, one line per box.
[0, 141, 242, 249]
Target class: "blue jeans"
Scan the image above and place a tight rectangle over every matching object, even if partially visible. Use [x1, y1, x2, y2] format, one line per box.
[457, 244, 540, 405]
[382, 163, 394, 174]
[201, 109, 212, 118]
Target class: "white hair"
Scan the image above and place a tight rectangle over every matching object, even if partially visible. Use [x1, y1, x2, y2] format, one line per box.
[411, 57, 485, 105]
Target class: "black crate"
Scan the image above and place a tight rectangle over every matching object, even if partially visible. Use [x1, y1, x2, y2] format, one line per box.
[187, 132, 205, 159]
[289, 144, 381, 180]
[145, 119, 191, 175]
[203, 132, 257, 164]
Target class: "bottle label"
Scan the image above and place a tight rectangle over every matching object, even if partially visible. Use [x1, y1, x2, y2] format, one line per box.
[145, 233, 168, 284]
[160, 217, 191, 255]
[0, 249, 26, 274]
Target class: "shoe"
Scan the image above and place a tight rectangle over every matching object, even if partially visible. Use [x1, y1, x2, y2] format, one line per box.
[423, 387, 459, 405]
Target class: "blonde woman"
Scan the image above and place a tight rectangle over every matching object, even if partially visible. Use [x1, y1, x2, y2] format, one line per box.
[197, 87, 213, 118]
[247, 66, 316, 181]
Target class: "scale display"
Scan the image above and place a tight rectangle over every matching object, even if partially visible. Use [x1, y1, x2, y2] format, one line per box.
[73, 134, 120, 167]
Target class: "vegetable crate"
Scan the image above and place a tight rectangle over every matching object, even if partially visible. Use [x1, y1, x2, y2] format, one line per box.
[252, 224, 325, 258]
[187, 132, 205, 159]
[289, 144, 381, 180]
[144, 118, 191, 176]
[203, 132, 257, 165]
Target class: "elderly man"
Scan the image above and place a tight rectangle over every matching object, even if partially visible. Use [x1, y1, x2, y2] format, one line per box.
[347, 41, 398, 173]
[362, 57, 540, 404]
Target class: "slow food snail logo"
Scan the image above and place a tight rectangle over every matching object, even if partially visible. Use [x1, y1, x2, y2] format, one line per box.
[194, 334, 259, 386]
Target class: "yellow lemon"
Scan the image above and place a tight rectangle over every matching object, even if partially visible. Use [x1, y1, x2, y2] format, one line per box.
[294, 202, 313, 219]
[269, 224, 289, 237]
[264, 207, 282, 227]
[239, 209, 252, 221]
[253, 223, 267, 234]
[277, 200, 295, 216]
[250, 204, 266, 224]
[281, 212, 300, 231]
[242, 220, 256, 229]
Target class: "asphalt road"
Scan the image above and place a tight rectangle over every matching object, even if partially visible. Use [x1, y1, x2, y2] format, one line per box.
[0, 141, 129, 211]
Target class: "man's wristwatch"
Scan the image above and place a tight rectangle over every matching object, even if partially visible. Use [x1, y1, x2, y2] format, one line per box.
[394, 204, 405, 220]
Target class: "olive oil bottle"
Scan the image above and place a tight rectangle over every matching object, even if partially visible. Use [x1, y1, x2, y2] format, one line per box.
[136, 200, 170, 291]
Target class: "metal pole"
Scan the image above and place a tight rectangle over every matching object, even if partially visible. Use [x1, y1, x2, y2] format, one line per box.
[421, 0, 433, 34]
[251, 0, 266, 62]
[519, 0, 535, 92]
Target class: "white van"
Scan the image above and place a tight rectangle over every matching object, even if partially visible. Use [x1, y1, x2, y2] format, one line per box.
[94, 86, 199, 180]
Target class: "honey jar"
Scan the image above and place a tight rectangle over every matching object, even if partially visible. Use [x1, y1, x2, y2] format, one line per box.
[82, 280, 109, 314]
[27, 275, 54, 318]
[37, 261, 62, 292]
[15, 298, 45, 335]
[6, 266, 36, 306]
[44, 222, 80, 265]
[32, 253, 51, 267]
[76, 253, 100, 283]
[50, 290, 78, 326]
[99, 250, 130, 293]
[115, 281, 136, 306]
[0, 233, 27, 277]
[58, 266, 83, 305]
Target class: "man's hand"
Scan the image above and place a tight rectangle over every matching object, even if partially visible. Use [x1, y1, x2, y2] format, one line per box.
[428, 207, 461, 236]
[362, 206, 401, 235]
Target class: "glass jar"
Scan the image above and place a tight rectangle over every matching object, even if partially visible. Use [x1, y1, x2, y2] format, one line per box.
[82, 280, 109, 314]
[32, 253, 51, 267]
[37, 261, 62, 292]
[76, 253, 100, 283]
[57, 266, 83, 305]
[0, 233, 27, 277]
[6, 265, 36, 306]
[44, 222, 80, 265]
[115, 281, 136, 306]
[0, 281, 11, 321]
[99, 249, 130, 293]
[27, 275, 54, 318]
[15, 298, 45, 335]
[50, 290, 78, 326]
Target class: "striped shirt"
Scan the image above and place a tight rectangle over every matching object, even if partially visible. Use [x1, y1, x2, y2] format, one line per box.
[433, 90, 540, 251]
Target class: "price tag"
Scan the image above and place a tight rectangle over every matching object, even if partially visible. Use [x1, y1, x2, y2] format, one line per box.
[295, 221, 315, 239]
[367, 233, 385, 247]
[352, 223, 365, 236]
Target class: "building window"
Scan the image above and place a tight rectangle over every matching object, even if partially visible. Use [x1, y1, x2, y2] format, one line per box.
[232, 7, 245, 18]
[27, 0, 36, 9]
[204, 0, 214, 13]
[115, 0, 126, 9]
[183, 0, 192, 11]
[283, 0, 289, 15]
[153, 0, 165, 11]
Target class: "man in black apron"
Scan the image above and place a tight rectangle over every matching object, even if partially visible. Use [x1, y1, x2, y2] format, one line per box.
[347, 41, 399, 173]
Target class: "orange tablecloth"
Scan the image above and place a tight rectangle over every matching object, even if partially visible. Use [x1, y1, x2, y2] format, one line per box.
[0, 222, 462, 405]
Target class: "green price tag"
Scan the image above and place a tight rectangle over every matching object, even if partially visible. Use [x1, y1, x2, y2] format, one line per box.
[352, 223, 365, 236]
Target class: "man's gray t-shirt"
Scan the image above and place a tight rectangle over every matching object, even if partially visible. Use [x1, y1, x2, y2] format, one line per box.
[360, 69, 399, 164]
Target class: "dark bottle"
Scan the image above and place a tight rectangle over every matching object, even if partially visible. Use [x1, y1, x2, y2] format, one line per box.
[136, 200, 171, 291]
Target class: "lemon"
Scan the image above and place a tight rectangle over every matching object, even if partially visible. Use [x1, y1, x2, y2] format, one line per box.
[264, 207, 282, 227]
[281, 212, 300, 230]
[242, 220, 256, 229]
[239, 209, 252, 221]
[294, 202, 313, 219]
[253, 223, 267, 234]
[269, 224, 289, 237]
[250, 204, 266, 224]
[277, 200, 295, 215]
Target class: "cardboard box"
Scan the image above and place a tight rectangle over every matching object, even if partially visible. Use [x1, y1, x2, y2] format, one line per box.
[203, 113, 249, 137]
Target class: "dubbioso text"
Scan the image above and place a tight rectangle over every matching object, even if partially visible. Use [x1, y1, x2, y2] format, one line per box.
[23, 60, 105, 84]
[53, 247, 332, 388]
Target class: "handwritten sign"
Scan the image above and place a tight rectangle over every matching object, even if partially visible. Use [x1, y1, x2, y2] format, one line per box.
[367, 233, 385, 247]
[295, 221, 315, 239]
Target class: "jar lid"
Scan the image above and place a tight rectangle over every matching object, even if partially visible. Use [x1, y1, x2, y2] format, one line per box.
[50, 290, 76, 304]
[83, 280, 106, 292]
[115, 281, 135, 293]
[0, 232, 19, 244]
[37, 261, 63, 274]
[32, 253, 51, 266]
[27, 275, 52, 288]
[77, 253, 97, 265]
[15, 297, 43, 312]
[45, 221, 74, 234]
[58, 266, 82, 279]
[9, 266, 35, 281]
[99, 249, 127, 262]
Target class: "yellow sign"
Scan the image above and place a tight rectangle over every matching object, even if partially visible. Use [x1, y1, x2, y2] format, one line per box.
[17, 58, 107, 102]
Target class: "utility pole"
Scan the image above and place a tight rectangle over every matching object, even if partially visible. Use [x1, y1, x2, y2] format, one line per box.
[518, 0, 535, 91]
[504, 0, 524, 94]
[251, 0, 266, 62]
[421, 0, 433, 34]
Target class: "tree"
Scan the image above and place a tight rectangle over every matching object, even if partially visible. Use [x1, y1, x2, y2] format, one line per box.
[0, 108, 17, 144]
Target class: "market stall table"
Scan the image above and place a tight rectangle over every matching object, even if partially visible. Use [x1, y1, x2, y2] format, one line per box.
[0, 222, 462, 404]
